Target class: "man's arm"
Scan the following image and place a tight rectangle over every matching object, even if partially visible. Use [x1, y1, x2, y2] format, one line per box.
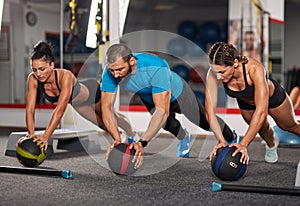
[101, 91, 121, 142]
[102, 90, 146, 169]
[140, 90, 171, 142]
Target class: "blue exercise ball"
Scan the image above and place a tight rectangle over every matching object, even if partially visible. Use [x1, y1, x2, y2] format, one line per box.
[167, 38, 186, 57]
[178, 20, 198, 40]
[187, 38, 206, 57]
[273, 126, 300, 146]
[199, 21, 221, 43]
[194, 91, 205, 106]
[173, 65, 190, 82]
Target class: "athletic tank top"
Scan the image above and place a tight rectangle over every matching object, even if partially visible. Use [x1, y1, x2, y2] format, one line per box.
[37, 70, 80, 103]
[223, 63, 254, 99]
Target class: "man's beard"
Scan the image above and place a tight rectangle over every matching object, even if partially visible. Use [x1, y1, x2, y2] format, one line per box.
[117, 63, 132, 82]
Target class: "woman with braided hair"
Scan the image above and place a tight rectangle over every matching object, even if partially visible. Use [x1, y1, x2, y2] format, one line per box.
[206, 42, 300, 165]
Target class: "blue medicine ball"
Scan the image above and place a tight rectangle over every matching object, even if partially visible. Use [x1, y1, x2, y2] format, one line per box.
[211, 146, 247, 181]
[199, 21, 221, 43]
[167, 38, 186, 57]
[173, 65, 190, 82]
[178, 20, 198, 40]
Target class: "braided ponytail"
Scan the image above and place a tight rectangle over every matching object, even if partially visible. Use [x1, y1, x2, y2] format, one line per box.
[208, 42, 241, 66]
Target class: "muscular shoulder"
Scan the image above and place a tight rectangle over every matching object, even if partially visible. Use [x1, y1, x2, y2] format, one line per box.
[247, 58, 266, 76]
[27, 72, 38, 87]
[57, 68, 74, 76]
[57, 69, 76, 82]
[246, 58, 267, 85]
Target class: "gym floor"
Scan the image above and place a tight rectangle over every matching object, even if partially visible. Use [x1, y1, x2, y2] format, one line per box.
[0, 132, 300, 206]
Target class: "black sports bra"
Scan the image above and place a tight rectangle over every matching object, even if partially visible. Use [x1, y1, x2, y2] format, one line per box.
[37, 70, 80, 103]
[223, 63, 255, 99]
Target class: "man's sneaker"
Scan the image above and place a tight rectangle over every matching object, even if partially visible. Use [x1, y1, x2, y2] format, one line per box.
[177, 130, 192, 158]
[226, 130, 241, 145]
[128, 133, 140, 144]
[265, 136, 279, 163]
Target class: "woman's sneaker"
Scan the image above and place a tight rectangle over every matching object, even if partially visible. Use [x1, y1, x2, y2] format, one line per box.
[265, 137, 279, 163]
[128, 133, 140, 144]
[177, 131, 192, 158]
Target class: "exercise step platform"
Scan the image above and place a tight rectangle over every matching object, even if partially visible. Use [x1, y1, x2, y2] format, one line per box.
[5, 128, 101, 157]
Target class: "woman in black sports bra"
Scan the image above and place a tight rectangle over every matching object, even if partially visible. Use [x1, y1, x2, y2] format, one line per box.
[206, 42, 300, 165]
[20, 41, 136, 150]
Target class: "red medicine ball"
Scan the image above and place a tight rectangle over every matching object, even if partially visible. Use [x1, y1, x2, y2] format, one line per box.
[107, 143, 137, 176]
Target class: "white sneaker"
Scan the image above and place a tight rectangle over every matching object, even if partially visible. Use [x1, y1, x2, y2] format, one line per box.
[265, 137, 279, 163]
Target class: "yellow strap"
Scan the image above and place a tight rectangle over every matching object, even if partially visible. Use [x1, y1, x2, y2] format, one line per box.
[16, 146, 38, 159]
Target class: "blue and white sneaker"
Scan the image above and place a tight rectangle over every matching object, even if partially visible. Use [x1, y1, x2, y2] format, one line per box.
[128, 132, 140, 144]
[177, 130, 192, 158]
[226, 130, 241, 145]
[120, 131, 140, 143]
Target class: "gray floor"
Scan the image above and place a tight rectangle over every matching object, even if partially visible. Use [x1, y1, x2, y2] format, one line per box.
[0, 133, 300, 206]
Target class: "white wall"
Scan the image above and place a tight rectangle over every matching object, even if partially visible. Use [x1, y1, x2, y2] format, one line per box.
[0, 0, 70, 103]
[10, 1, 26, 103]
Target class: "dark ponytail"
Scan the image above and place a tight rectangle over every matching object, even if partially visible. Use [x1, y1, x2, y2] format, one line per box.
[31, 41, 55, 63]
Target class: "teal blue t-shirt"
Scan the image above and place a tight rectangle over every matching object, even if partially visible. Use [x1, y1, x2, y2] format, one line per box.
[101, 53, 183, 104]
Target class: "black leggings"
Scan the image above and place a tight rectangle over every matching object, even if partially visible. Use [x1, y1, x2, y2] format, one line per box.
[141, 80, 234, 141]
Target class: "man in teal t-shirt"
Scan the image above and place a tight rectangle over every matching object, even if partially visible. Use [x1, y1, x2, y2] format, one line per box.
[101, 44, 235, 169]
